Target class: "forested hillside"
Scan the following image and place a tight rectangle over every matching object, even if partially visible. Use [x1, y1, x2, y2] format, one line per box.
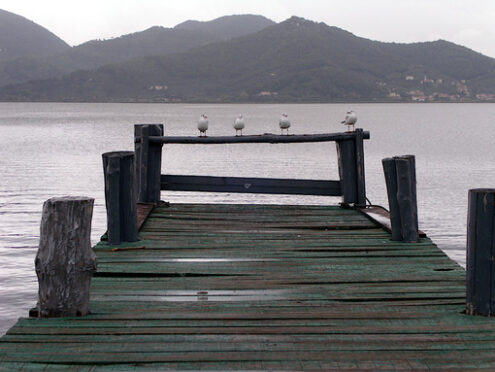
[1, 16, 495, 102]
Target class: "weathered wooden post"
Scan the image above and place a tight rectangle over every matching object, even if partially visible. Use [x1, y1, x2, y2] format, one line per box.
[135, 124, 163, 203]
[102, 151, 138, 245]
[354, 128, 366, 205]
[34, 196, 96, 317]
[466, 189, 495, 316]
[336, 128, 366, 205]
[382, 155, 419, 242]
[395, 155, 418, 242]
[382, 157, 402, 241]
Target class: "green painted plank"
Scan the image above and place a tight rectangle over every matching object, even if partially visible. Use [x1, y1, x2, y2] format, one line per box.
[8, 340, 495, 354]
[4, 349, 495, 364]
[4, 331, 489, 344]
[16, 314, 495, 329]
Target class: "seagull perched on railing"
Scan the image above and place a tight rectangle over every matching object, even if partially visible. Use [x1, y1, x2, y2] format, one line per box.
[279, 113, 291, 135]
[233, 114, 245, 136]
[341, 110, 357, 132]
[197, 114, 208, 137]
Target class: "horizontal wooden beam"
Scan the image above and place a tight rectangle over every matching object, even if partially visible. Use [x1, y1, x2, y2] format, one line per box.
[143, 131, 370, 145]
[161, 175, 342, 196]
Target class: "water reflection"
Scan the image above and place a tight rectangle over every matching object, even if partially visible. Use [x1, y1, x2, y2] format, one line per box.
[93, 289, 293, 302]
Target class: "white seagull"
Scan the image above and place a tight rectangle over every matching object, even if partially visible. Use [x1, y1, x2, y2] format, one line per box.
[279, 113, 291, 135]
[197, 114, 208, 137]
[233, 114, 245, 136]
[341, 110, 357, 132]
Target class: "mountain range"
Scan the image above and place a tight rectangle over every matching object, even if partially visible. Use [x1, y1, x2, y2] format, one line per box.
[0, 10, 494, 103]
[0, 12, 274, 89]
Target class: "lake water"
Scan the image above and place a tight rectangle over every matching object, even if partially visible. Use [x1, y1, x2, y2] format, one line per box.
[1, 102, 494, 336]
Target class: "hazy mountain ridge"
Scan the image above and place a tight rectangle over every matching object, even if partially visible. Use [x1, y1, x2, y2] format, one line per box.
[175, 14, 275, 40]
[0, 13, 275, 88]
[1, 15, 495, 102]
[0, 9, 69, 61]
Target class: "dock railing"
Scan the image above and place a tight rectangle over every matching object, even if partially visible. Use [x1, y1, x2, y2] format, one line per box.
[134, 124, 370, 206]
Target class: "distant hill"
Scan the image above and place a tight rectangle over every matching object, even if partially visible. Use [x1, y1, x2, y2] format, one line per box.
[51, 15, 275, 74]
[0, 14, 275, 88]
[175, 14, 275, 40]
[0, 9, 69, 61]
[44, 27, 221, 74]
[2, 16, 495, 103]
[0, 27, 219, 88]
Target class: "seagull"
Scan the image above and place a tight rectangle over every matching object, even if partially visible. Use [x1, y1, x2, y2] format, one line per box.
[341, 110, 357, 132]
[233, 114, 245, 136]
[197, 114, 208, 137]
[279, 113, 291, 135]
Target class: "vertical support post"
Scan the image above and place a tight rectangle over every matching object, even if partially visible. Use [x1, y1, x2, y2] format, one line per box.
[102, 151, 138, 245]
[135, 124, 163, 203]
[354, 128, 366, 206]
[382, 155, 419, 242]
[35, 196, 96, 317]
[382, 157, 402, 241]
[466, 189, 495, 316]
[396, 155, 419, 243]
[135, 125, 148, 203]
[336, 139, 357, 204]
[336, 129, 366, 205]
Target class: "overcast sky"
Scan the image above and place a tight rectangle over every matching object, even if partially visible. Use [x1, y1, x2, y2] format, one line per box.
[3, 0, 495, 58]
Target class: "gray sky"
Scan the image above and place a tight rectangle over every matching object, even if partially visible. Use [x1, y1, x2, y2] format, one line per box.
[3, 0, 495, 58]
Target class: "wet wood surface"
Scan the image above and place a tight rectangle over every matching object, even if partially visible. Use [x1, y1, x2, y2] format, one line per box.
[1, 203, 492, 370]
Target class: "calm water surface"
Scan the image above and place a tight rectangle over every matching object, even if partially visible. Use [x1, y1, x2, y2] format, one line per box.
[1, 102, 494, 335]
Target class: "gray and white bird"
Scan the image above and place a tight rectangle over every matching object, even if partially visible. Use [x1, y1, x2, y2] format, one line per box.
[233, 114, 245, 136]
[279, 113, 291, 135]
[197, 114, 208, 137]
[341, 110, 357, 132]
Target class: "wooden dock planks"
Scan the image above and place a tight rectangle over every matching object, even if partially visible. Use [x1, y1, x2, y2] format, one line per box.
[1, 203, 495, 370]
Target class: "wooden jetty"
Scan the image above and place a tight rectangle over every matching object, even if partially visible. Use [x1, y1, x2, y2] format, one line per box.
[1, 127, 495, 370]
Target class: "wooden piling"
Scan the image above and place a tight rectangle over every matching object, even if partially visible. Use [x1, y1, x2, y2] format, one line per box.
[135, 124, 163, 204]
[466, 188, 495, 316]
[102, 151, 138, 245]
[336, 129, 366, 205]
[34, 196, 96, 317]
[382, 155, 419, 242]
[396, 155, 419, 242]
[354, 128, 366, 206]
[382, 157, 402, 241]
